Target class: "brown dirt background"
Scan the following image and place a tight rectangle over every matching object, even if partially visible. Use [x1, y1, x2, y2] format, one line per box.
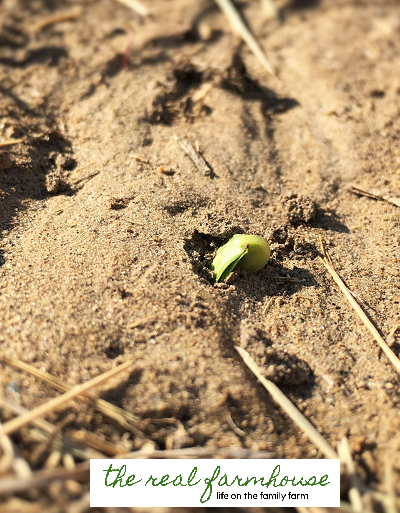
[0, 0, 400, 511]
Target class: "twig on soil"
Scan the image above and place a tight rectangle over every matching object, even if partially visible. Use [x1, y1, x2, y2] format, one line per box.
[0, 460, 90, 496]
[31, 6, 82, 32]
[348, 185, 400, 208]
[0, 426, 14, 472]
[113, 0, 149, 17]
[179, 138, 212, 176]
[130, 154, 150, 164]
[272, 276, 300, 283]
[0, 138, 24, 148]
[214, 0, 274, 75]
[71, 431, 127, 457]
[235, 346, 338, 459]
[0, 360, 134, 436]
[0, 357, 145, 439]
[262, 297, 274, 314]
[384, 459, 397, 513]
[319, 237, 400, 374]
[226, 412, 246, 437]
[26, 427, 104, 461]
[44, 450, 62, 469]
[72, 171, 100, 187]
[192, 82, 213, 103]
[127, 314, 157, 329]
[30, 412, 75, 464]
[386, 324, 399, 347]
[122, 446, 274, 459]
[337, 502, 374, 513]
[0, 397, 102, 461]
[337, 437, 363, 512]
[71, 163, 94, 175]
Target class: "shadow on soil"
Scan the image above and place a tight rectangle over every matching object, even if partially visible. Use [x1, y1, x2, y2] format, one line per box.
[100, 368, 144, 410]
[290, 0, 320, 9]
[0, 119, 75, 266]
[311, 208, 350, 233]
[221, 54, 299, 116]
[0, 46, 68, 68]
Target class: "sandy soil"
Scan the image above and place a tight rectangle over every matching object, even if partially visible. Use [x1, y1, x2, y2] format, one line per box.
[1, 0, 400, 510]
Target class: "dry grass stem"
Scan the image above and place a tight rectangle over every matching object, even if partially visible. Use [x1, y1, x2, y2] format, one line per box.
[337, 438, 363, 513]
[72, 171, 100, 187]
[272, 276, 300, 283]
[337, 502, 374, 513]
[27, 428, 104, 462]
[130, 154, 150, 164]
[113, 0, 149, 17]
[348, 185, 400, 208]
[122, 446, 274, 459]
[260, 0, 277, 19]
[0, 397, 59, 436]
[319, 238, 400, 374]
[0, 356, 144, 438]
[387, 324, 399, 347]
[0, 461, 90, 496]
[0, 360, 134, 436]
[0, 427, 14, 472]
[70, 162, 94, 176]
[235, 346, 338, 459]
[127, 314, 157, 329]
[0, 397, 103, 461]
[179, 138, 212, 176]
[0, 138, 24, 148]
[384, 460, 397, 513]
[31, 6, 82, 32]
[226, 412, 246, 437]
[0, 499, 45, 513]
[214, 0, 274, 75]
[71, 431, 126, 456]
[262, 297, 274, 314]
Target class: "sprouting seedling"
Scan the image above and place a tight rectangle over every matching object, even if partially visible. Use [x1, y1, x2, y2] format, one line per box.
[211, 234, 270, 282]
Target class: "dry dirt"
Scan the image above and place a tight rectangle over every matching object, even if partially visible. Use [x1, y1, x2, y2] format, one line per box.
[0, 0, 400, 511]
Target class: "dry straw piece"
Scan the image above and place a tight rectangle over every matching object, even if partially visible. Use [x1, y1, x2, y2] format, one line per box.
[113, 0, 149, 17]
[0, 138, 24, 148]
[235, 346, 338, 460]
[0, 360, 134, 436]
[348, 185, 400, 208]
[179, 138, 212, 176]
[122, 446, 274, 459]
[0, 461, 90, 496]
[31, 6, 82, 32]
[319, 237, 400, 374]
[214, 0, 274, 75]
[337, 438, 363, 513]
[0, 356, 144, 439]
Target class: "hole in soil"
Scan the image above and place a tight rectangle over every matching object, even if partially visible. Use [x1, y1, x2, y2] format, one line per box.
[183, 229, 244, 283]
[105, 339, 124, 359]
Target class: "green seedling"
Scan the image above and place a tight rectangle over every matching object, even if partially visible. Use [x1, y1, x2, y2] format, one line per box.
[211, 234, 270, 282]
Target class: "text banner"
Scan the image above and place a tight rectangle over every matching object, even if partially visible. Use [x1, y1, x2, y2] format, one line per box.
[90, 458, 340, 507]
